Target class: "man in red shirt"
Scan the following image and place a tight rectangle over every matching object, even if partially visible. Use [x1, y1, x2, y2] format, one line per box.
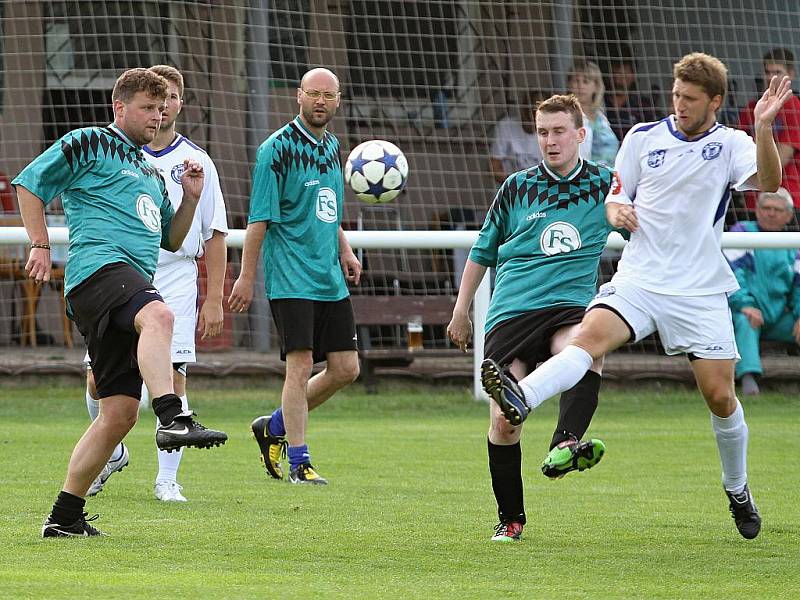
[739, 48, 800, 217]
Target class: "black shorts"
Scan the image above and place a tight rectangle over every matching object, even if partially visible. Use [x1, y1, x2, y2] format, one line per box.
[66, 262, 164, 399]
[270, 297, 357, 364]
[484, 306, 586, 371]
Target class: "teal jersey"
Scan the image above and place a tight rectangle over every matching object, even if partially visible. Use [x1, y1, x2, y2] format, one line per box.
[248, 117, 347, 301]
[470, 158, 614, 333]
[12, 124, 174, 295]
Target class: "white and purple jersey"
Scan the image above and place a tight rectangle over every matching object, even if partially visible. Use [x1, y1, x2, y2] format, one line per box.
[608, 116, 758, 296]
[144, 133, 228, 267]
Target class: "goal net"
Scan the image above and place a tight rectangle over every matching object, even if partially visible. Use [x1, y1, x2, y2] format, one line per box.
[1, 1, 799, 377]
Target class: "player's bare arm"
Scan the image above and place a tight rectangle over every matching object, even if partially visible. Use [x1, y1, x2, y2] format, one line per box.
[166, 158, 204, 250]
[338, 226, 361, 285]
[752, 75, 794, 192]
[198, 230, 227, 339]
[228, 221, 268, 313]
[16, 185, 52, 283]
[447, 259, 487, 352]
[606, 201, 639, 232]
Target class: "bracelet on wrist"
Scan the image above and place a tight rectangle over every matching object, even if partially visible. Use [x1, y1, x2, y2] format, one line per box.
[31, 243, 51, 250]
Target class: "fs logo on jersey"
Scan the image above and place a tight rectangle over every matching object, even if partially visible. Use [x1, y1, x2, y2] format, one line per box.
[540, 221, 581, 256]
[702, 142, 723, 161]
[136, 194, 161, 232]
[647, 149, 666, 168]
[171, 163, 186, 184]
[316, 187, 338, 223]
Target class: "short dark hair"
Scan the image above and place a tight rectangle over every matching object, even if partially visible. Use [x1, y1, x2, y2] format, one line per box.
[536, 94, 584, 129]
[673, 52, 727, 101]
[149, 65, 184, 98]
[111, 68, 169, 103]
[763, 47, 795, 71]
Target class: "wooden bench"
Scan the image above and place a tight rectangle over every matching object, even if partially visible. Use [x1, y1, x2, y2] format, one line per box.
[350, 294, 467, 391]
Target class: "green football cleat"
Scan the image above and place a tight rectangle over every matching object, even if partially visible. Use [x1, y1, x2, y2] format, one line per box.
[541, 438, 605, 479]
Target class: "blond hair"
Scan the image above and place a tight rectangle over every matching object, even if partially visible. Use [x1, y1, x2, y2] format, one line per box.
[149, 64, 184, 98]
[673, 53, 727, 101]
[536, 94, 584, 129]
[567, 60, 605, 112]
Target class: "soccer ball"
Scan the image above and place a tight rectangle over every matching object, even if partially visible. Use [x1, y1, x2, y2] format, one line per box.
[344, 140, 409, 204]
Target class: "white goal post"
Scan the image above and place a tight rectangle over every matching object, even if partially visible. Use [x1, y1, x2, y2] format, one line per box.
[3, 227, 800, 400]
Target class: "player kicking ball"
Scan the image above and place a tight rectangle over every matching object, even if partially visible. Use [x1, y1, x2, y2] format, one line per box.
[83, 65, 229, 503]
[13, 68, 227, 537]
[486, 53, 793, 540]
[448, 94, 629, 542]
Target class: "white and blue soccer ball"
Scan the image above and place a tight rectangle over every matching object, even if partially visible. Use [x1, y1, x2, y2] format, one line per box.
[344, 139, 409, 204]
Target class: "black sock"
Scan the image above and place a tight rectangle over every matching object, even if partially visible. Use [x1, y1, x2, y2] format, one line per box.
[487, 439, 526, 525]
[550, 371, 602, 450]
[51, 490, 86, 525]
[151, 393, 183, 427]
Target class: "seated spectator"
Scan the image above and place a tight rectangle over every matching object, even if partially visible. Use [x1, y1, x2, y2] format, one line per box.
[567, 60, 620, 166]
[489, 90, 549, 184]
[726, 188, 800, 395]
[738, 48, 800, 213]
[604, 57, 658, 140]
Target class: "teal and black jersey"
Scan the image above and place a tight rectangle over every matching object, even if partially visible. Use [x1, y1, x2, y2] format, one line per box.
[470, 158, 614, 333]
[12, 124, 174, 295]
[248, 116, 347, 301]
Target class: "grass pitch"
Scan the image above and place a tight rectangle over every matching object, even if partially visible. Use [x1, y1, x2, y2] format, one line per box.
[0, 384, 798, 599]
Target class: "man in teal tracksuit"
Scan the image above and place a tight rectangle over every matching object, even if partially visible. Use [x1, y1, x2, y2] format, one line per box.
[726, 187, 800, 395]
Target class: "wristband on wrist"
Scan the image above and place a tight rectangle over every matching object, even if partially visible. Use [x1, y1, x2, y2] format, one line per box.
[30, 243, 51, 250]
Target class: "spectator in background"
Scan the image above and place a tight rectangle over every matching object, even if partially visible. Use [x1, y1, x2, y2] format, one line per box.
[489, 90, 549, 184]
[738, 48, 800, 214]
[567, 60, 620, 166]
[605, 57, 658, 140]
[726, 187, 800, 396]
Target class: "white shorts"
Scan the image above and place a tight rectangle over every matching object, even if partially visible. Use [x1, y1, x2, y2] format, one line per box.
[153, 259, 199, 364]
[588, 278, 739, 360]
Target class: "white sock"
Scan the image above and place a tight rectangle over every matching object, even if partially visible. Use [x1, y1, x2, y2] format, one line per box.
[711, 400, 748, 494]
[86, 388, 100, 421]
[156, 395, 189, 482]
[518, 345, 593, 409]
[140, 384, 151, 412]
[87, 388, 124, 462]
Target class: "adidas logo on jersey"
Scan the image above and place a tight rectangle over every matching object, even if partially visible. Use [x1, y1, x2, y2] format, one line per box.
[121, 169, 140, 178]
[526, 211, 546, 221]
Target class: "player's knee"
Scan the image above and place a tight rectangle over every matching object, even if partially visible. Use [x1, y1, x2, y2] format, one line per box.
[99, 403, 139, 435]
[703, 385, 737, 415]
[490, 412, 521, 441]
[336, 359, 360, 385]
[138, 301, 174, 333]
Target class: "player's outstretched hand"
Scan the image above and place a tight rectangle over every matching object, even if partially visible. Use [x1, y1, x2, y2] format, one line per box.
[228, 277, 254, 313]
[753, 75, 793, 127]
[447, 311, 472, 352]
[340, 250, 361, 285]
[180, 158, 205, 202]
[25, 247, 52, 284]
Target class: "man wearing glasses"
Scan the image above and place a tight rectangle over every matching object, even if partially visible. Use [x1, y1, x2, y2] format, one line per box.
[725, 187, 800, 396]
[230, 68, 361, 485]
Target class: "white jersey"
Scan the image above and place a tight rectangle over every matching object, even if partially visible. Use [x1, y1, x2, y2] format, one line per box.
[607, 116, 758, 295]
[144, 134, 228, 267]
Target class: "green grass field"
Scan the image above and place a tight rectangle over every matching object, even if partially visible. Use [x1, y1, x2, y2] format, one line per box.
[0, 384, 798, 599]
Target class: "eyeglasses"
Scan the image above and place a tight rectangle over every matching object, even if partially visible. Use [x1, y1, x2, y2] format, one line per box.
[302, 89, 340, 101]
[758, 205, 790, 214]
